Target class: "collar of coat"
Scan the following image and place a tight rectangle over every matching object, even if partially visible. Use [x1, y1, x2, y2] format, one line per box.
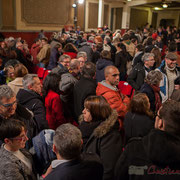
[79, 110, 118, 138]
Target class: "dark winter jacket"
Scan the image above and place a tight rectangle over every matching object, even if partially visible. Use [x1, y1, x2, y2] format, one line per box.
[73, 77, 97, 121]
[96, 58, 113, 82]
[44, 153, 103, 180]
[84, 110, 123, 180]
[124, 112, 154, 144]
[17, 89, 49, 132]
[79, 42, 93, 62]
[127, 63, 146, 91]
[140, 82, 162, 113]
[132, 51, 144, 67]
[115, 129, 180, 180]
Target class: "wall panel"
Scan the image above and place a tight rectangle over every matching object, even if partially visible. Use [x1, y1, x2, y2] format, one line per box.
[88, 3, 98, 29]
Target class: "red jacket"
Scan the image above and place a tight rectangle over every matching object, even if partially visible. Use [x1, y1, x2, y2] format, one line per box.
[30, 43, 40, 64]
[45, 90, 67, 130]
[96, 82, 130, 119]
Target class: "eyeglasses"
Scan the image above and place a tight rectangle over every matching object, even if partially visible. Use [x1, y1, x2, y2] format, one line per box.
[10, 131, 28, 141]
[0, 100, 17, 108]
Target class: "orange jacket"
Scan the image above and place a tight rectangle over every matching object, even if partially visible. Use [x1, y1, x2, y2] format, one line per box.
[96, 82, 130, 119]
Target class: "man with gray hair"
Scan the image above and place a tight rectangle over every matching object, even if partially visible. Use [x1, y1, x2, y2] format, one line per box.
[44, 123, 103, 180]
[77, 51, 87, 72]
[17, 74, 49, 132]
[0, 85, 37, 147]
[127, 52, 155, 91]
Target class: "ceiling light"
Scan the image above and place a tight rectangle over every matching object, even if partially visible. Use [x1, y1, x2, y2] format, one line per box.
[78, 0, 84, 4]
[162, 4, 168, 8]
[72, 3, 77, 8]
[127, 0, 132, 1]
[154, 7, 160, 10]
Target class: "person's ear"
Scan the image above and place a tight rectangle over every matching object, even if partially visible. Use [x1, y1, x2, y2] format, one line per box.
[53, 144, 57, 153]
[4, 138, 11, 145]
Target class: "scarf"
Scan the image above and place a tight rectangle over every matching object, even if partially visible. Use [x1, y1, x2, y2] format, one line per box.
[150, 84, 162, 113]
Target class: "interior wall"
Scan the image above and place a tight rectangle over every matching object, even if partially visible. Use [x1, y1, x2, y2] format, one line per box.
[156, 10, 180, 28]
[88, 2, 98, 29]
[16, 0, 74, 31]
[115, 8, 123, 29]
[77, 3, 85, 30]
[104, 4, 109, 26]
[1, 0, 16, 29]
[130, 8, 148, 30]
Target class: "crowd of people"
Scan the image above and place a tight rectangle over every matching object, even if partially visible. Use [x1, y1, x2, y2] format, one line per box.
[0, 24, 180, 180]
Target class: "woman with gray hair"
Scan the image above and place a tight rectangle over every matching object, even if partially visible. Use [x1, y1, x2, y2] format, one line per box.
[140, 70, 162, 115]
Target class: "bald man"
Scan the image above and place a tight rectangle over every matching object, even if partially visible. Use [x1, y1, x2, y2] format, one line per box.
[96, 66, 130, 127]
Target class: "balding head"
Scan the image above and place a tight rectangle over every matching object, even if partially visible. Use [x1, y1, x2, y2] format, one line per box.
[104, 66, 119, 87]
[70, 59, 80, 74]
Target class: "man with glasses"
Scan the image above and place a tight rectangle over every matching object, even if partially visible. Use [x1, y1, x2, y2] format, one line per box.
[115, 100, 180, 180]
[0, 119, 37, 179]
[156, 52, 180, 102]
[96, 66, 130, 128]
[127, 53, 155, 91]
[0, 85, 38, 148]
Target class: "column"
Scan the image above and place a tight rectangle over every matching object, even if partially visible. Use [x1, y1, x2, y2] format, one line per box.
[121, 5, 131, 29]
[98, 0, 104, 28]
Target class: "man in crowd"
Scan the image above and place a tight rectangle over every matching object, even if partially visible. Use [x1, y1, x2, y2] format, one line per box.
[96, 66, 130, 127]
[115, 100, 180, 180]
[73, 62, 96, 121]
[127, 53, 155, 91]
[157, 52, 180, 102]
[44, 123, 103, 180]
[37, 37, 51, 68]
[77, 51, 87, 73]
[17, 74, 49, 132]
[0, 85, 37, 147]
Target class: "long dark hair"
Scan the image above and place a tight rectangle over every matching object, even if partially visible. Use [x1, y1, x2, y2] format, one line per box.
[42, 73, 61, 97]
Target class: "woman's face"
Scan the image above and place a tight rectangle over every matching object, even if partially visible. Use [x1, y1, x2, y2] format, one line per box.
[82, 107, 92, 122]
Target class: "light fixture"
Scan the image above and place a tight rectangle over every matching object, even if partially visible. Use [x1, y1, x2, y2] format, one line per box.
[127, 0, 132, 1]
[154, 7, 160, 10]
[72, 3, 77, 8]
[162, 3, 168, 8]
[78, 0, 84, 4]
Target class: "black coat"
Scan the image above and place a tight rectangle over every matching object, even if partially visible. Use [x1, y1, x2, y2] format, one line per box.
[96, 58, 113, 82]
[115, 129, 180, 180]
[44, 154, 103, 180]
[124, 112, 154, 144]
[127, 63, 145, 91]
[84, 110, 123, 180]
[133, 52, 144, 67]
[115, 51, 127, 73]
[140, 82, 162, 113]
[17, 89, 49, 132]
[73, 77, 97, 121]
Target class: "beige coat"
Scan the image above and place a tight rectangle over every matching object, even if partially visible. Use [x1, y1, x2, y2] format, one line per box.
[8, 77, 23, 95]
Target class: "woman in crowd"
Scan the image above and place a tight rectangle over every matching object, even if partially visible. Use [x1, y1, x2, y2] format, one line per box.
[0, 119, 37, 180]
[63, 43, 78, 59]
[7, 63, 28, 94]
[115, 42, 132, 81]
[96, 50, 113, 82]
[43, 73, 67, 130]
[79, 95, 123, 180]
[124, 93, 154, 144]
[140, 70, 162, 115]
[151, 47, 162, 68]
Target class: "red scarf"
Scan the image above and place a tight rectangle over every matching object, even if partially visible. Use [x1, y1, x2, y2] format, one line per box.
[150, 84, 162, 113]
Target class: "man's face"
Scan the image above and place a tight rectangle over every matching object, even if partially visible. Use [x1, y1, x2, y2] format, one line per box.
[78, 57, 86, 70]
[41, 40, 47, 46]
[61, 58, 70, 68]
[30, 77, 42, 95]
[0, 96, 17, 118]
[165, 58, 177, 69]
[106, 68, 120, 87]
